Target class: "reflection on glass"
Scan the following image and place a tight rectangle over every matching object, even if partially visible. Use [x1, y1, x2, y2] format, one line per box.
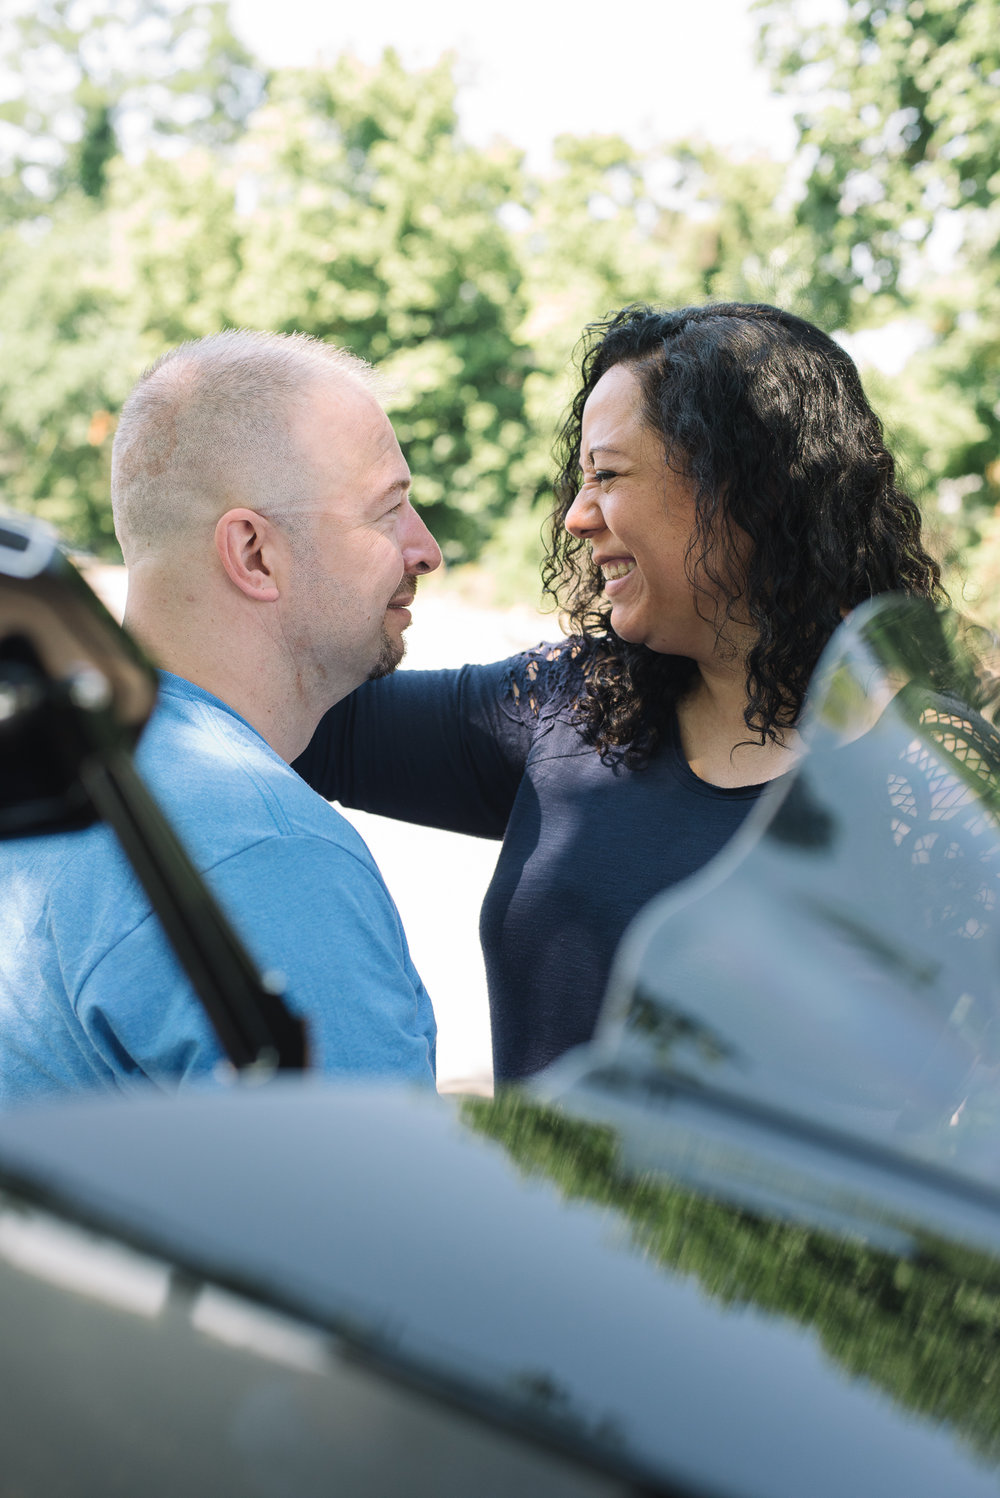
[464, 1092, 1000, 1468]
[0, 1194, 170, 1317]
[595, 598, 1000, 1190]
[191, 1285, 332, 1375]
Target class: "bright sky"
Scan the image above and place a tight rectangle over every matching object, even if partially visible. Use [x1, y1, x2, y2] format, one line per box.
[228, 0, 803, 168]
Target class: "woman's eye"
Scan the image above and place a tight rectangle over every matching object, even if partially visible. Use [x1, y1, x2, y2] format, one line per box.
[594, 470, 616, 485]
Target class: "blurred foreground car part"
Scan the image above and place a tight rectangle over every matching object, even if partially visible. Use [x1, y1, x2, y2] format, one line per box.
[0, 508, 306, 1074]
[3, 1079, 1000, 1498]
[586, 595, 1000, 1198]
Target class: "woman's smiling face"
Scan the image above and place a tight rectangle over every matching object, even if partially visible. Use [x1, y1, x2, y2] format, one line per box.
[564, 362, 737, 662]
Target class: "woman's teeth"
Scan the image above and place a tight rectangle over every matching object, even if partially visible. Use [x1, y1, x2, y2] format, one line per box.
[603, 561, 635, 581]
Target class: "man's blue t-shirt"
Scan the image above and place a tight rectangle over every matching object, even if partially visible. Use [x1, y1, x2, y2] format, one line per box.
[0, 673, 436, 1107]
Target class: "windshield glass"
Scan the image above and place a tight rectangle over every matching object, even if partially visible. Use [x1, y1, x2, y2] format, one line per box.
[597, 596, 1000, 1193]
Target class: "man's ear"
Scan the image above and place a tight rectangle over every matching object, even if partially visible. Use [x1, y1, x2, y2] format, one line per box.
[215, 509, 282, 603]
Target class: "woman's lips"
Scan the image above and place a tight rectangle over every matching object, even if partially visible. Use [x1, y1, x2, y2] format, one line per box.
[592, 553, 637, 593]
[601, 560, 635, 581]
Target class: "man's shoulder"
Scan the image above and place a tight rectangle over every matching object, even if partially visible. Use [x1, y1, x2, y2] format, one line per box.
[139, 679, 368, 869]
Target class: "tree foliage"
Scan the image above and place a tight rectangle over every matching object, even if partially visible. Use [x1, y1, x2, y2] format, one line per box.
[226, 55, 533, 560]
[756, 0, 1000, 593]
[757, 0, 1000, 315]
[0, 22, 805, 565]
[0, 0, 996, 596]
[0, 0, 262, 212]
[0, 48, 537, 559]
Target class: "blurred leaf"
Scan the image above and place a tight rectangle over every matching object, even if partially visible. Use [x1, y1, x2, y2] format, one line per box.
[0, 0, 264, 210]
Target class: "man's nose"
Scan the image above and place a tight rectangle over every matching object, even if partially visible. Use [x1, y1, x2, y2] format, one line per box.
[403, 506, 443, 575]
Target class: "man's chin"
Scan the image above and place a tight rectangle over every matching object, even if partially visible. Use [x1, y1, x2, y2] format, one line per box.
[367, 630, 405, 681]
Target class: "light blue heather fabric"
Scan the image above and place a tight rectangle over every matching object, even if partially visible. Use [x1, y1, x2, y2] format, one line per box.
[0, 672, 436, 1107]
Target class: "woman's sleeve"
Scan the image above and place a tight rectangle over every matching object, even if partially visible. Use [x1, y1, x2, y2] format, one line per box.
[293, 655, 536, 840]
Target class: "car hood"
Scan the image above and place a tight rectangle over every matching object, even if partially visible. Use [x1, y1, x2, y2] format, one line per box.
[2, 1079, 1000, 1498]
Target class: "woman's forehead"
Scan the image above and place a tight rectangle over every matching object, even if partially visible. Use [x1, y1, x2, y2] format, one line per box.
[586, 363, 643, 413]
[581, 365, 656, 459]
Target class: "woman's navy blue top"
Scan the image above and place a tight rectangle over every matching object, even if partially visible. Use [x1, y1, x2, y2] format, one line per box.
[294, 643, 766, 1081]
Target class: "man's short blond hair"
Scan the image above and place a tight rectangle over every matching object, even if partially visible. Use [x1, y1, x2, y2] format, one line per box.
[111, 329, 378, 564]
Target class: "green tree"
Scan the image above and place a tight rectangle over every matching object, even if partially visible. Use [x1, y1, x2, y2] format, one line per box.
[663, 143, 819, 311]
[487, 133, 693, 597]
[0, 139, 244, 550]
[0, 0, 262, 211]
[757, 0, 1000, 319]
[0, 201, 134, 548]
[226, 52, 534, 562]
[756, 0, 1000, 589]
[0, 49, 539, 563]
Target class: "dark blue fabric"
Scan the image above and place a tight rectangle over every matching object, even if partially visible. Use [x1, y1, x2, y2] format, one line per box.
[295, 644, 765, 1080]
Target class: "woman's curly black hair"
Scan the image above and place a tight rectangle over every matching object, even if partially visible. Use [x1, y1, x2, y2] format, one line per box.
[542, 302, 945, 766]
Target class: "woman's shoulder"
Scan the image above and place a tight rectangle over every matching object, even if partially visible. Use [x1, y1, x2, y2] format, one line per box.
[500, 638, 593, 726]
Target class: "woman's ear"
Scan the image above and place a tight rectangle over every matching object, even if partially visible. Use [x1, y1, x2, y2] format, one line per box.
[215, 509, 281, 603]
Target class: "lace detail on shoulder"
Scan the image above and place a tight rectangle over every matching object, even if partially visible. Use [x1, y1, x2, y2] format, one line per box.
[888, 697, 1000, 946]
[500, 639, 588, 730]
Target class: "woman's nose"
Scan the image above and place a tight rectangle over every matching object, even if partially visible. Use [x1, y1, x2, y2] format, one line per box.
[564, 486, 604, 538]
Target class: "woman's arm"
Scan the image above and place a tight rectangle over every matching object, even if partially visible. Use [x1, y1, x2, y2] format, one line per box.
[293, 655, 534, 839]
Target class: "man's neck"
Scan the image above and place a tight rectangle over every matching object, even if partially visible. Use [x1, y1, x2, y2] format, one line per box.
[181, 660, 318, 762]
[125, 608, 323, 764]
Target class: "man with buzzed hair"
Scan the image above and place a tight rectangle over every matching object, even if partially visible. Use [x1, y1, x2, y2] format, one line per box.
[0, 330, 442, 1106]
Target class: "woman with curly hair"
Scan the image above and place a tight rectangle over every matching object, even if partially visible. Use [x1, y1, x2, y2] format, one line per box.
[295, 303, 944, 1081]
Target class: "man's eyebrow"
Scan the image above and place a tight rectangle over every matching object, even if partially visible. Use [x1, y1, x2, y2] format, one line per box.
[375, 477, 411, 506]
